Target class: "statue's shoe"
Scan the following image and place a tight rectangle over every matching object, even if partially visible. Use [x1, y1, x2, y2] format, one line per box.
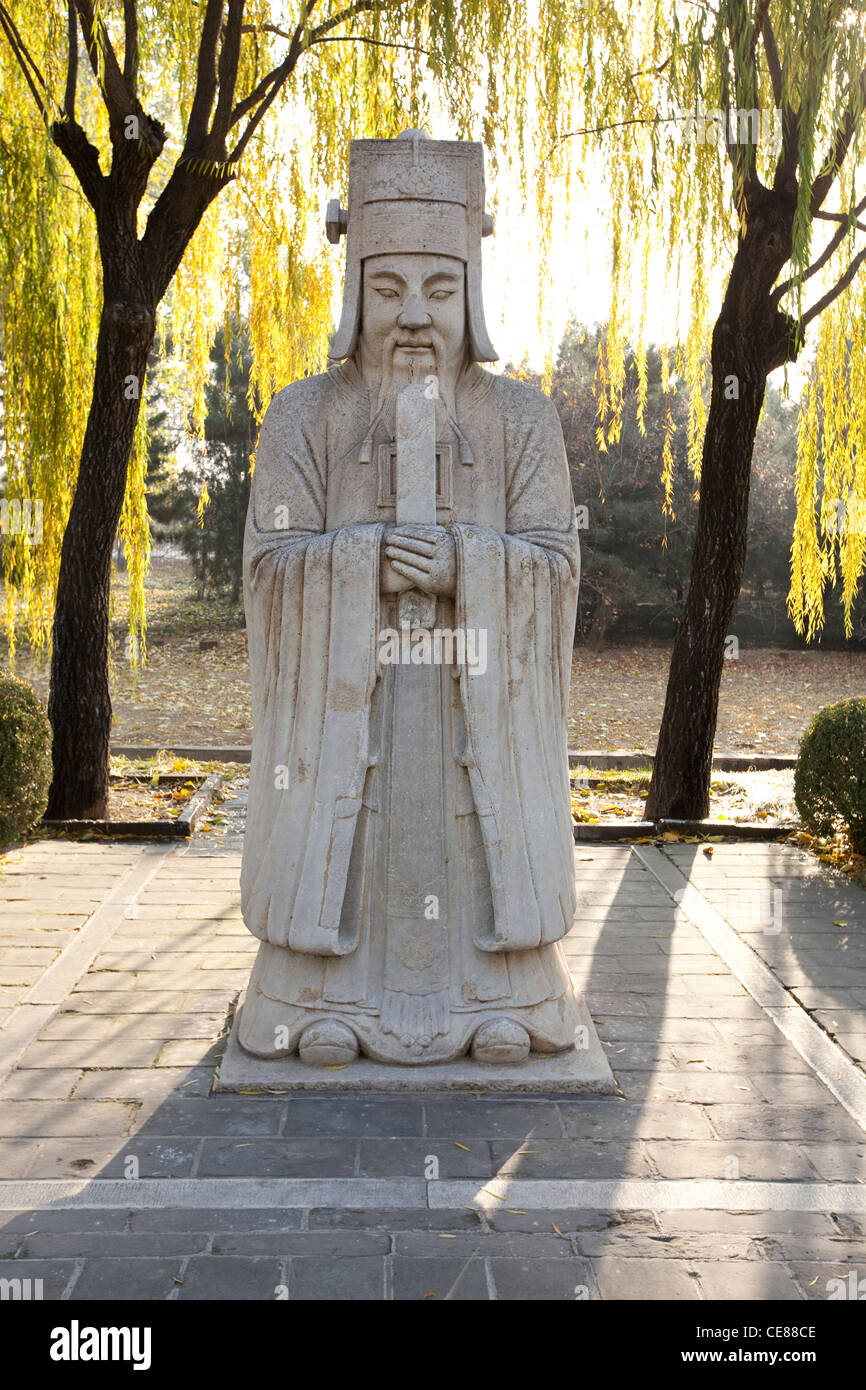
[471, 1017, 531, 1065]
[298, 1018, 360, 1067]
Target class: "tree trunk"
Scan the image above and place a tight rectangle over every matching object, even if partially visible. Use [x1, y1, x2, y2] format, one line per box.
[643, 352, 765, 819]
[644, 180, 799, 821]
[46, 288, 154, 819]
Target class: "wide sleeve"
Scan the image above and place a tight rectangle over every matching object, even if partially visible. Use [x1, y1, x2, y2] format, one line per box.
[453, 388, 579, 951]
[241, 381, 384, 956]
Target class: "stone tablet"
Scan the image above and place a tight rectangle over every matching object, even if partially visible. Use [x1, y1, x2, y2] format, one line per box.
[237, 129, 588, 1071]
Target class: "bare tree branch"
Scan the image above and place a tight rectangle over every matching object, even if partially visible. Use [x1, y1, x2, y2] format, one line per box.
[208, 0, 245, 152]
[814, 206, 866, 233]
[307, 0, 387, 46]
[228, 0, 317, 131]
[50, 118, 105, 208]
[65, 1, 78, 119]
[760, 10, 782, 106]
[772, 192, 866, 303]
[73, 0, 134, 122]
[185, 0, 226, 151]
[123, 0, 139, 90]
[811, 64, 866, 213]
[307, 34, 431, 59]
[801, 245, 866, 327]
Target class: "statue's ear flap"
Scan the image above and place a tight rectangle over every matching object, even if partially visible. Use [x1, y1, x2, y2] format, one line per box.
[329, 227, 361, 361]
[466, 262, 498, 363]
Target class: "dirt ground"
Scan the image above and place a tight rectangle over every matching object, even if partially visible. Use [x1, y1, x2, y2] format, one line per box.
[3, 567, 865, 754]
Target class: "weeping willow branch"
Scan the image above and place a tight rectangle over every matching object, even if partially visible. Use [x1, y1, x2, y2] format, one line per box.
[0, 2, 51, 123]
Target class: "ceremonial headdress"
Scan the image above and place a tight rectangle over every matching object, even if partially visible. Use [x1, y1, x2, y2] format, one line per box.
[326, 129, 497, 363]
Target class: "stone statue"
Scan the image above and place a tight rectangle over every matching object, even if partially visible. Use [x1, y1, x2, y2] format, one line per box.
[238, 131, 582, 1068]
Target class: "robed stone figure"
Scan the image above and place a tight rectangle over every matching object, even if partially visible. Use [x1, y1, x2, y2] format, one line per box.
[239, 131, 582, 1067]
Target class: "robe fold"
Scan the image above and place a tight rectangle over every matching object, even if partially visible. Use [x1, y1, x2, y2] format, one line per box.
[239, 359, 581, 1062]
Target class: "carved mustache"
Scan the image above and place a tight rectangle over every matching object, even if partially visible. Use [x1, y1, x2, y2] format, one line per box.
[376, 328, 452, 414]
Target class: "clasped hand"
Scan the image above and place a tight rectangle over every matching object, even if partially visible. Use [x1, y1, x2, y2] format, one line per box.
[380, 524, 457, 598]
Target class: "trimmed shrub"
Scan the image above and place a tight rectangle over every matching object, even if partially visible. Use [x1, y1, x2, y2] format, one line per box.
[795, 698, 866, 853]
[0, 674, 52, 846]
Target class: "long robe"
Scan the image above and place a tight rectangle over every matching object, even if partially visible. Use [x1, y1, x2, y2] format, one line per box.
[239, 357, 581, 1063]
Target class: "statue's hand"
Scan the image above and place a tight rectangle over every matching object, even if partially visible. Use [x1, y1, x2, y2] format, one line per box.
[384, 525, 457, 598]
[380, 553, 415, 595]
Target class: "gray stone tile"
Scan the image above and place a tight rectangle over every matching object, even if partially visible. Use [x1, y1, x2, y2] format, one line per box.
[670, 1045, 811, 1074]
[0, 1101, 133, 1138]
[615, 1073, 760, 1103]
[0, 1210, 128, 1235]
[308, 1207, 481, 1231]
[72, 1068, 214, 1101]
[748, 1073, 841, 1105]
[394, 1231, 571, 1258]
[488, 1209, 655, 1234]
[798, 1144, 866, 1181]
[423, 1097, 562, 1139]
[25, 1140, 123, 1179]
[0, 1140, 39, 1179]
[197, 1137, 357, 1177]
[559, 1099, 713, 1140]
[707, 1105, 864, 1143]
[576, 1230, 760, 1260]
[130, 1208, 303, 1233]
[99, 1138, 200, 1178]
[16, 1232, 209, 1258]
[591, 1255, 702, 1299]
[760, 1235, 866, 1263]
[210, 1231, 389, 1256]
[130, 1098, 284, 1137]
[489, 1139, 651, 1179]
[392, 1255, 490, 1300]
[658, 1211, 836, 1237]
[289, 1256, 385, 1300]
[788, 1262, 865, 1299]
[0, 1070, 83, 1101]
[490, 1257, 594, 1300]
[593, 1018, 725, 1044]
[281, 1097, 423, 1138]
[176, 1256, 282, 1300]
[71, 1258, 183, 1300]
[646, 1140, 817, 1180]
[0, 1259, 79, 1300]
[358, 1139, 492, 1178]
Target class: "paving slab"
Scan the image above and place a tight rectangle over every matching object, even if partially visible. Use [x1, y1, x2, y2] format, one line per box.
[0, 837, 865, 1299]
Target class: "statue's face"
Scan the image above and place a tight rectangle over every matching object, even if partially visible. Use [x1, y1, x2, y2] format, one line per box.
[360, 252, 466, 388]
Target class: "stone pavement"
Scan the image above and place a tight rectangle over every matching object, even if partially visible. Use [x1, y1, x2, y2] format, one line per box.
[1, 835, 866, 1300]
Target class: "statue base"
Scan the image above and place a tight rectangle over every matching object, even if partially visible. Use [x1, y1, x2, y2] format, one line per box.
[215, 989, 615, 1093]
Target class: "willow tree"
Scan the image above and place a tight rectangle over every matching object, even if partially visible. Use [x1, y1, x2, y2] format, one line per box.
[0, 0, 574, 819]
[539, 0, 866, 820]
[2, 2, 865, 824]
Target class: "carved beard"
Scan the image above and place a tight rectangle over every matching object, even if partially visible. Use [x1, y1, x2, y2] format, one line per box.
[373, 327, 458, 423]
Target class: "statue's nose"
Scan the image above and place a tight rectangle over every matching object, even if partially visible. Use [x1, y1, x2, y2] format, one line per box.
[398, 294, 431, 329]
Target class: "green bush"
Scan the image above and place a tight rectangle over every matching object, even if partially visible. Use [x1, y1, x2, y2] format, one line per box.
[795, 698, 866, 853]
[0, 674, 52, 846]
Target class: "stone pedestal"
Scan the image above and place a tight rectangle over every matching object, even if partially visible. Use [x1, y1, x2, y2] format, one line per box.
[216, 990, 614, 1093]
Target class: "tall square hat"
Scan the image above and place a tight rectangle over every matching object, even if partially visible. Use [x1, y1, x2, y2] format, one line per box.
[326, 129, 497, 363]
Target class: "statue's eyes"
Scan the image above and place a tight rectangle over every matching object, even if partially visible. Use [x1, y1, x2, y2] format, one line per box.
[430, 289, 455, 301]
[374, 287, 400, 299]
